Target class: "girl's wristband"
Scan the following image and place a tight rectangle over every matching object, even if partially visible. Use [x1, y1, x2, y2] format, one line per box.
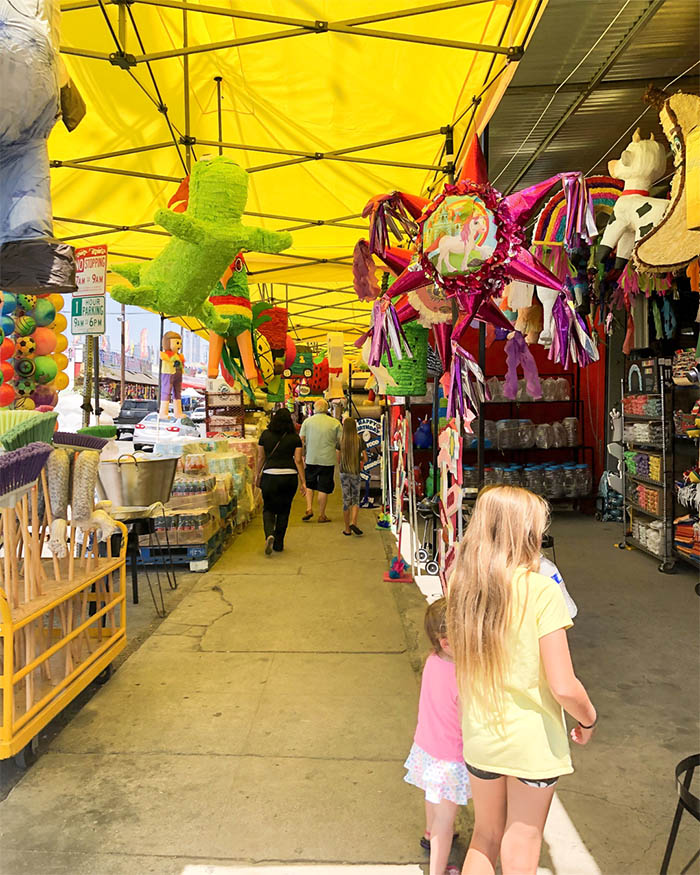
[578, 716, 597, 729]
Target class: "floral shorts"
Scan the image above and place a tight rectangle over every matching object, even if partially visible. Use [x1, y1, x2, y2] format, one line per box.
[339, 472, 361, 510]
[404, 742, 471, 805]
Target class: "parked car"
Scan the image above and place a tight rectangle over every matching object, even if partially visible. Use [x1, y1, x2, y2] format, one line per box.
[114, 399, 158, 439]
[133, 412, 200, 451]
[191, 404, 206, 423]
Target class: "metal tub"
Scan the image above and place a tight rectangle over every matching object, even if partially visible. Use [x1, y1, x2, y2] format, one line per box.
[97, 454, 178, 508]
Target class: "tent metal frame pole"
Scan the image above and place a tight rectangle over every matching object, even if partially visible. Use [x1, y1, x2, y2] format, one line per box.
[64, 142, 173, 164]
[183, 2, 192, 172]
[214, 77, 223, 155]
[338, 0, 495, 27]
[51, 161, 181, 183]
[504, 0, 667, 192]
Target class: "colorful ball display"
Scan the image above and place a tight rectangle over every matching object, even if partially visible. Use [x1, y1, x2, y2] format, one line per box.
[14, 357, 36, 379]
[0, 338, 15, 361]
[33, 355, 58, 385]
[17, 294, 37, 312]
[53, 372, 69, 391]
[50, 313, 67, 334]
[1, 293, 17, 316]
[0, 362, 14, 384]
[48, 294, 64, 312]
[33, 298, 56, 326]
[0, 316, 14, 337]
[14, 315, 36, 336]
[32, 327, 56, 356]
[0, 383, 16, 407]
[52, 352, 69, 372]
[54, 333, 68, 354]
[30, 385, 58, 408]
[14, 395, 35, 410]
[15, 378, 36, 396]
[15, 336, 36, 356]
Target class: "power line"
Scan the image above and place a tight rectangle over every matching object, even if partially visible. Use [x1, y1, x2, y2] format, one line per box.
[492, 0, 634, 185]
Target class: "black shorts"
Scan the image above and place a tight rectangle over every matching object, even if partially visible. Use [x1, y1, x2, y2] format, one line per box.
[305, 464, 335, 494]
[466, 762, 559, 789]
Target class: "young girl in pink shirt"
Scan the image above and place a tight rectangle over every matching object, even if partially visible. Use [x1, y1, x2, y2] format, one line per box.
[404, 597, 471, 874]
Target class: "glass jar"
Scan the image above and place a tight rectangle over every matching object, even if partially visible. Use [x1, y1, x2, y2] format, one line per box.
[562, 464, 578, 498]
[544, 465, 564, 499]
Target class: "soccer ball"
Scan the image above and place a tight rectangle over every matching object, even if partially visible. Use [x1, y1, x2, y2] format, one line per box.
[14, 357, 36, 379]
[15, 378, 36, 396]
[17, 294, 37, 312]
[15, 336, 36, 357]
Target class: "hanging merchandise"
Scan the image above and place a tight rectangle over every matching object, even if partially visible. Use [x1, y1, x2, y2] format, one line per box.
[634, 89, 700, 273]
[110, 156, 293, 339]
[595, 130, 669, 268]
[0, 1, 82, 294]
[354, 136, 600, 420]
[382, 322, 428, 397]
[159, 331, 185, 419]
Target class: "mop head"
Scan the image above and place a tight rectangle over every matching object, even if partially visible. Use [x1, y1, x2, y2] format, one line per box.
[375, 511, 391, 529]
[384, 556, 413, 580]
[49, 518, 68, 559]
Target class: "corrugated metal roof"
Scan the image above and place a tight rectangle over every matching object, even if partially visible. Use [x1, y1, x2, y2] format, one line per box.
[488, 0, 700, 193]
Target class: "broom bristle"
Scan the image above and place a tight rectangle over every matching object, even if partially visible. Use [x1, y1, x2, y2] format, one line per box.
[0, 442, 54, 505]
[77, 426, 117, 439]
[0, 412, 58, 451]
[53, 431, 110, 451]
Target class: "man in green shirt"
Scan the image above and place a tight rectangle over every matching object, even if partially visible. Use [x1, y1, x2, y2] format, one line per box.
[300, 399, 341, 522]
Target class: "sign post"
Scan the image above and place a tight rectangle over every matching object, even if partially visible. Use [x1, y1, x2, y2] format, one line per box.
[73, 245, 108, 425]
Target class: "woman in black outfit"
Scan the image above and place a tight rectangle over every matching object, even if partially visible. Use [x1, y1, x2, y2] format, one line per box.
[256, 409, 306, 555]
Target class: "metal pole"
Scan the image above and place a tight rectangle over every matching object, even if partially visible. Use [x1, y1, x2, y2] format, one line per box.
[183, 3, 191, 171]
[214, 77, 223, 155]
[93, 335, 102, 424]
[82, 337, 92, 427]
[477, 323, 486, 486]
[120, 303, 126, 402]
[157, 314, 165, 414]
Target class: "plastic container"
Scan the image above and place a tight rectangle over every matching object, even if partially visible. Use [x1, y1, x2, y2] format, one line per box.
[535, 423, 554, 449]
[463, 466, 478, 488]
[562, 463, 578, 498]
[563, 417, 581, 447]
[523, 465, 545, 496]
[575, 464, 592, 496]
[502, 465, 523, 487]
[483, 467, 497, 486]
[496, 420, 519, 450]
[552, 421, 567, 448]
[544, 465, 564, 499]
[517, 419, 536, 448]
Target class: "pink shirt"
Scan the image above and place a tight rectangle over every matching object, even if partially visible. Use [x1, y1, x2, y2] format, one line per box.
[414, 651, 464, 763]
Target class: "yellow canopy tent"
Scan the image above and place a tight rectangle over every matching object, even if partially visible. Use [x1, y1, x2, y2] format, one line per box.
[52, 0, 546, 342]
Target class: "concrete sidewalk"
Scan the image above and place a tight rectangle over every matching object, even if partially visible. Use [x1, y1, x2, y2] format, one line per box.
[0, 493, 433, 873]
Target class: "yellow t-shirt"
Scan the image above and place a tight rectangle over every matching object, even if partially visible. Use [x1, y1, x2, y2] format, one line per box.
[461, 568, 574, 780]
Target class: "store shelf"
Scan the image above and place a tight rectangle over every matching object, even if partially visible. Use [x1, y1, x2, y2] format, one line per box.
[627, 501, 664, 521]
[484, 399, 576, 405]
[623, 413, 663, 422]
[626, 536, 662, 559]
[674, 547, 700, 569]
[626, 472, 664, 488]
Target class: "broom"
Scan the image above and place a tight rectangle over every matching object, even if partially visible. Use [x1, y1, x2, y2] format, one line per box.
[53, 431, 110, 452]
[0, 409, 40, 436]
[0, 412, 58, 451]
[78, 426, 117, 439]
[0, 442, 54, 508]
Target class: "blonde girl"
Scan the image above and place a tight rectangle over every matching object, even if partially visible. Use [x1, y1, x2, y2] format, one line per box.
[404, 598, 470, 875]
[338, 417, 367, 536]
[447, 486, 596, 875]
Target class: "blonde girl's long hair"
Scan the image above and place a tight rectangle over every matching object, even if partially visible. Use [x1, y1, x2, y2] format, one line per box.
[447, 486, 549, 718]
[340, 417, 361, 475]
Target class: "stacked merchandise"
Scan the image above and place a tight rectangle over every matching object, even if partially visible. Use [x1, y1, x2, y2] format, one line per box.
[623, 420, 664, 446]
[672, 348, 697, 385]
[487, 377, 570, 402]
[675, 467, 700, 568]
[631, 518, 665, 556]
[627, 482, 661, 515]
[622, 395, 663, 417]
[492, 417, 580, 450]
[465, 461, 592, 499]
[623, 450, 662, 483]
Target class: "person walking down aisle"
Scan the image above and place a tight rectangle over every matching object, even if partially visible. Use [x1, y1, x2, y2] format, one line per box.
[256, 408, 306, 555]
[300, 398, 341, 523]
[447, 486, 597, 875]
[339, 416, 367, 536]
[404, 597, 471, 875]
